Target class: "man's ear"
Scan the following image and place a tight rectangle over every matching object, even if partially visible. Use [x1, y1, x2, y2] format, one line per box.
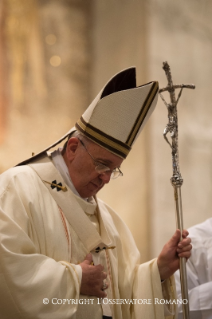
[65, 137, 80, 161]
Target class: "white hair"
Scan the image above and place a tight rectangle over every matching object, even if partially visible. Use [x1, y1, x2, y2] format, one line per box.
[62, 130, 93, 154]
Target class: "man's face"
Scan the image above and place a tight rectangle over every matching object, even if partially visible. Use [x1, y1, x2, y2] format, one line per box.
[63, 137, 123, 198]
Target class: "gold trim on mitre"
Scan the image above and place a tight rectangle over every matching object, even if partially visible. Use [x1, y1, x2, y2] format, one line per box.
[76, 117, 131, 159]
[126, 81, 159, 146]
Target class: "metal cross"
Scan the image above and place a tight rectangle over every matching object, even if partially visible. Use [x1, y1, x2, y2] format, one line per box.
[159, 61, 195, 187]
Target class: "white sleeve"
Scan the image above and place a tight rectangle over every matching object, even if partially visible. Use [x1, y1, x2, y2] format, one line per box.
[175, 236, 212, 313]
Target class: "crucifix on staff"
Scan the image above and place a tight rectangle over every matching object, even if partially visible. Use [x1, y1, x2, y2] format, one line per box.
[159, 61, 195, 319]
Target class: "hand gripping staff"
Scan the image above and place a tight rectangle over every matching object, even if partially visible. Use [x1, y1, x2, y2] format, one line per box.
[159, 61, 195, 319]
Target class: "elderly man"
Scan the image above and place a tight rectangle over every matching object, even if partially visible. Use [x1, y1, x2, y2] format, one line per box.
[0, 67, 191, 319]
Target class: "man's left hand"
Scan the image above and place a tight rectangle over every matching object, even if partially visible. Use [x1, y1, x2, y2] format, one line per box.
[157, 229, 192, 281]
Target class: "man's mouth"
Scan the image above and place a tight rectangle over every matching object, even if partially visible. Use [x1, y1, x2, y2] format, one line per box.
[91, 181, 103, 189]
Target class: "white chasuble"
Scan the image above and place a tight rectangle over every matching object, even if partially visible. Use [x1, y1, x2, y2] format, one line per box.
[0, 154, 176, 319]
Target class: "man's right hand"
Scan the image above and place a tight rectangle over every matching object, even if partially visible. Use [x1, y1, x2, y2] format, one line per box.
[80, 254, 108, 297]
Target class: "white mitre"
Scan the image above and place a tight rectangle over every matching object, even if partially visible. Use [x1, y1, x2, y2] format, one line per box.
[18, 67, 158, 165]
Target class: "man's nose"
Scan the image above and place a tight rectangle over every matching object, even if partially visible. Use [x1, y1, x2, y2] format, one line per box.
[99, 171, 111, 184]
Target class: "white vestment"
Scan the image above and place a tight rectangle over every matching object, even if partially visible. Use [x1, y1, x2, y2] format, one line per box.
[0, 154, 176, 319]
[175, 218, 212, 319]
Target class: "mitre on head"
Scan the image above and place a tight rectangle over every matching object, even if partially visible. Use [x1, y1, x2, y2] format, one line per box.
[75, 67, 158, 159]
[18, 67, 158, 165]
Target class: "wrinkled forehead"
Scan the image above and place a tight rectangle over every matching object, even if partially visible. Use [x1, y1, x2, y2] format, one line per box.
[82, 136, 124, 167]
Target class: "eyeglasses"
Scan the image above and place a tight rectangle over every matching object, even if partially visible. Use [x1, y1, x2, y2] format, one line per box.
[78, 139, 123, 179]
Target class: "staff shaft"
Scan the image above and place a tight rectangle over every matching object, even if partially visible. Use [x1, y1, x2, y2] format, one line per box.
[174, 186, 190, 319]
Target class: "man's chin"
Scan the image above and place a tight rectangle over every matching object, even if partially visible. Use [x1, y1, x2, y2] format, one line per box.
[84, 184, 104, 198]
[89, 187, 103, 197]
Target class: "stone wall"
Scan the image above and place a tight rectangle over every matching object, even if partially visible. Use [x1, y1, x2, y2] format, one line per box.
[0, 0, 91, 171]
